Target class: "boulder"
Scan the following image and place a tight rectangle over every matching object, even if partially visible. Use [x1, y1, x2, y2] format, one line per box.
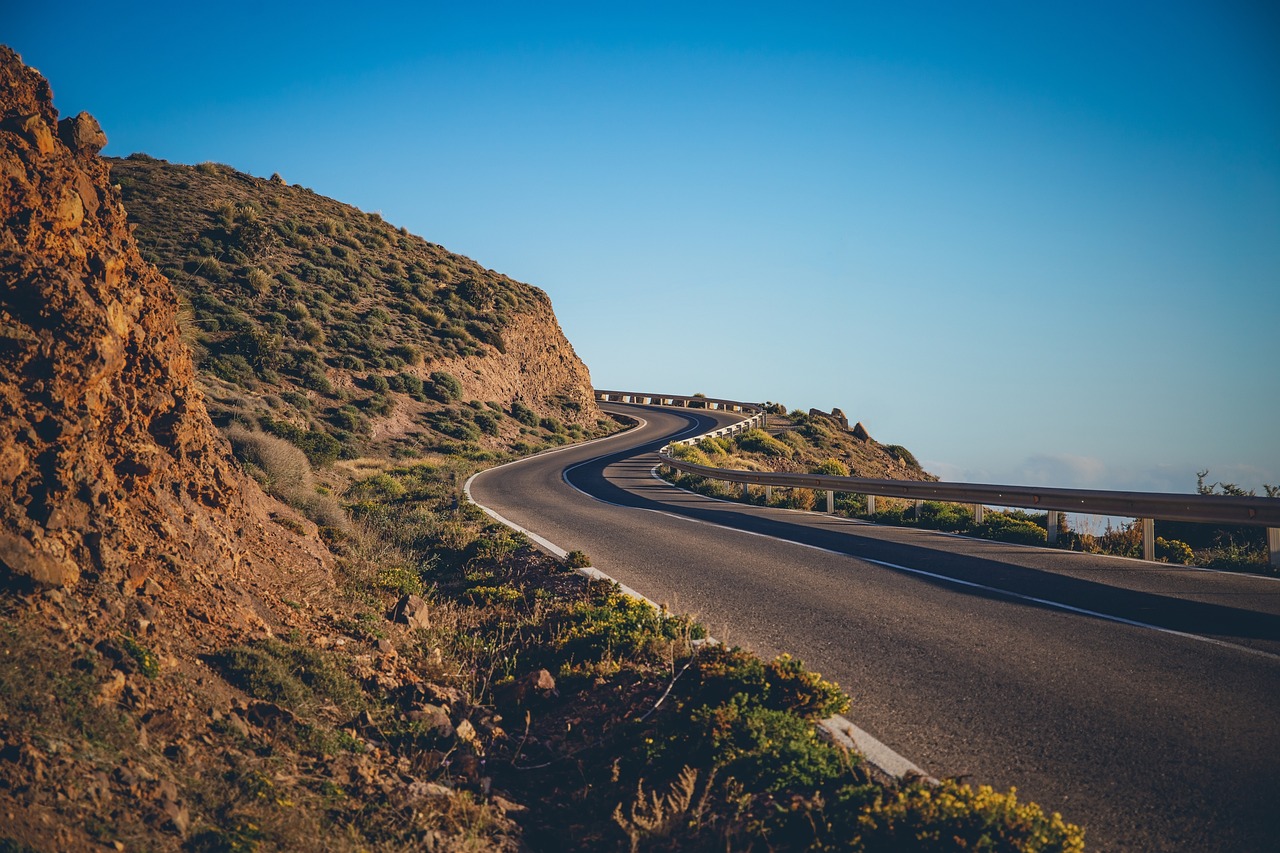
[391, 594, 430, 630]
[808, 407, 850, 431]
[56, 111, 107, 155]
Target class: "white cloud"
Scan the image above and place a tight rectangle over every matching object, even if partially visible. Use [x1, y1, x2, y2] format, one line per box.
[1010, 454, 1109, 489]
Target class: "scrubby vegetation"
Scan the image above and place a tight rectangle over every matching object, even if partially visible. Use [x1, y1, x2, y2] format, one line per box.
[257, 456, 1083, 850]
[0, 440, 1080, 849]
[109, 155, 601, 469]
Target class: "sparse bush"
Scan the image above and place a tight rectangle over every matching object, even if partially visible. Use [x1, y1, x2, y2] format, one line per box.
[918, 501, 973, 531]
[260, 416, 342, 466]
[245, 266, 273, 295]
[978, 512, 1047, 546]
[427, 371, 463, 402]
[212, 640, 362, 713]
[1157, 537, 1194, 564]
[735, 428, 792, 458]
[781, 489, 817, 511]
[668, 444, 713, 468]
[226, 423, 312, 494]
[511, 401, 539, 426]
[812, 458, 850, 477]
[473, 411, 500, 436]
[883, 443, 920, 468]
[776, 430, 809, 452]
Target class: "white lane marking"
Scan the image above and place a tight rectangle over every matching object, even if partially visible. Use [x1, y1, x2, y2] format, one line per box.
[560, 412, 714, 493]
[465, 410, 932, 780]
[651, 466, 1280, 580]
[627, 466, 1280, 664]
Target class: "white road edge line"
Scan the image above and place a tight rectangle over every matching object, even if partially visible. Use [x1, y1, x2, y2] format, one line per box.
[464, 409, 934, 781]
[642, 466, 1280, 664]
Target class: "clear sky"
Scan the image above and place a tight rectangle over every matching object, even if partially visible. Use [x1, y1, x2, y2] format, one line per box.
[9, 1, 1278, 494]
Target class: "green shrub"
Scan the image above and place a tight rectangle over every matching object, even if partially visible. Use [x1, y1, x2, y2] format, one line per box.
[870, 504, 907, 525]
[260, 416, 342, 466]
[1156, 537, 1194, 564]
[978, 513, 1047, 546]
[735, 428, 793, 458]
[918, 501, 972, 531]
[560, 587, 703, 659]
[882, 443, 920, 468]
[211, 640, 362, 713]
[812, 458, 850, 477]
[348, 472, 406, 502]
[427, 371, 463, 402]
[511, 401, 539, 426]
[473, 411, 500, 436]
[468, 584, 523, 606]
[776, 430, 810, 452]
[208, 353, 258, 387]
[373, 564, 424, 596]
[1199, 540, 1269, 573]
[668, 444, 713, 468]
[690, 697, 847, 793]
[330, 405, 368, 434]
[826, 778, 1085, 852]
[122, 635, 160, 679]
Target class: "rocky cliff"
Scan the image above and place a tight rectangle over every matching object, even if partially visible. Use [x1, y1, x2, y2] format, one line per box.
[0, 46, 329, 596]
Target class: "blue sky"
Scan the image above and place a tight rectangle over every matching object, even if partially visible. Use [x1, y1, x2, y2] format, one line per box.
[9, 1, 1278, 493]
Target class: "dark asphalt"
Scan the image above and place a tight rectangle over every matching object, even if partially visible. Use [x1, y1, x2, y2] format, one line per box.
[469, 403, 1280, 852]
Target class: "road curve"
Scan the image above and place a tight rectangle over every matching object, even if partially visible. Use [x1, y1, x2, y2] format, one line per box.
[469, 403, 1280, 852]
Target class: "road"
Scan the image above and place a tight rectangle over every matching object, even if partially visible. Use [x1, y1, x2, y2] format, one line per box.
[469, 402, 1280, 851]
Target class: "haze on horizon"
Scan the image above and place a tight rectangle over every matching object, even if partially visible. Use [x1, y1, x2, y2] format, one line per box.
[9, 1, 1278, 495]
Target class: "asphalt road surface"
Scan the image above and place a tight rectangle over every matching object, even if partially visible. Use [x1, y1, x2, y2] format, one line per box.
[469, 402, 1280, 851]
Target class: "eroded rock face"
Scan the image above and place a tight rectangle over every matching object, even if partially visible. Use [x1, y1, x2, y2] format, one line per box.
[0, 47, 314, 590]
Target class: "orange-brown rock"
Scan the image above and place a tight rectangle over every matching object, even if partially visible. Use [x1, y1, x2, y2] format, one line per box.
[0, 46, 327, 592]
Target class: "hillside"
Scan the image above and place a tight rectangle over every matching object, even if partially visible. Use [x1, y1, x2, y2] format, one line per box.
[107, 154, 603, 467]
[665, 404, 934, 504]
[1, 47, 1083, 852]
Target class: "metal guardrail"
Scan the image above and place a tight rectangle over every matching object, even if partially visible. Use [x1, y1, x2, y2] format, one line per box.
[594, 389, 1280, 566]
[594, 390, 765, 416]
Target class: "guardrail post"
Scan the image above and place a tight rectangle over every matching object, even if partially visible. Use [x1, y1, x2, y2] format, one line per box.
[1142, 518, 1155, 561]
[973, 504, 985, 525]
[866, 494, 876, 515]
[826, 490, 834, 513]
[742, 482, 750, 500]
[914, 500, 923, 520]
[1270, 528, 1280, 568]
[1046, 510, 1060, 544]
[765, 485, 773, 503]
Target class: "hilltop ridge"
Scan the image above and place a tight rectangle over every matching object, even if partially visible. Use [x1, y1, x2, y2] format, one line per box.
[107, 153, 602, 467]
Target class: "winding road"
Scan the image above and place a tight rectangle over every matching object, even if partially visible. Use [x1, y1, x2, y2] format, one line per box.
[469, 403, 1280, 851]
